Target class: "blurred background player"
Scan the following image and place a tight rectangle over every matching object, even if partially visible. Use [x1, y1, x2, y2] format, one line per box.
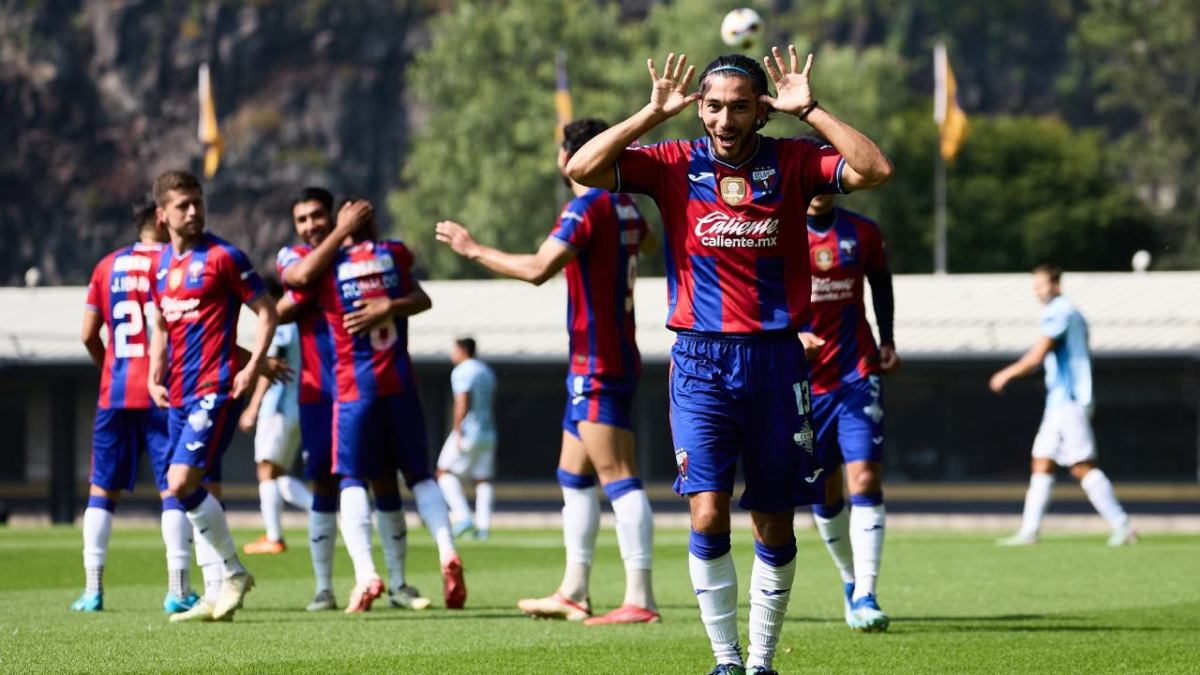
[990, 264, 1137, 547]
[148, 170, 279, 622]
[436, 117, 660, 625]
[238, 276, 312, 555]
[285, 198, 460, 611]
[799, 189, 897, 633]
[73, 194, 198, 614]
[566, 46, 892, 674]
[436, 337, 498, 541]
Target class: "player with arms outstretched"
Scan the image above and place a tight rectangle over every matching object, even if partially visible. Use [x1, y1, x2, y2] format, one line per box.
[566, 46, 892, 673]
[147, 170, 279, 622]
[73, 195, 198, 614]
[437, 118, 661, 625]
[800, 190, 897, 632]
[285, 199, 463, 611]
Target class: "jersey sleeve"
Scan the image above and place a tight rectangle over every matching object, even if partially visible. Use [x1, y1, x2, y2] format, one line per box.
[219, 245, 267, 304]
[450, 364, 473, 395]
[861, 219, 888, 274]
[614, 140, 687, 198]
[549, 198, 593, 250]
[276, 246, 302, 276]
[386, 241, 417, 293]
[789, 138, 847, 197]
[84, 261, 104, 313]
[1040, 301, 1070, 341]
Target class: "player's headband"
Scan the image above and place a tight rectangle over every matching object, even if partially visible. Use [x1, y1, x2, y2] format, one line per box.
[707, 65, 753, 77]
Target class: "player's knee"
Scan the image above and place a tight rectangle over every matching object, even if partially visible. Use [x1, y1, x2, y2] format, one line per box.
[847, 470, 882, 496]
[689, 493, 730, 533]
[750, 511, 794, 547]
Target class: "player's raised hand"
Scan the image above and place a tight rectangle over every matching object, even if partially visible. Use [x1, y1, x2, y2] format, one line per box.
[336, 199, 373, 234]
[646, 53, 700, 117]
[435, 220, 480, 259]
[879, 345, 901, 373]
[760, 45, 815, 115]
[344, 297, 392, 335]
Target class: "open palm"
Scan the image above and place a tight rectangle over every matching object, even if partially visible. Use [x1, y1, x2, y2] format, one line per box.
[647, 53, 700, 117]
[760, 45, 815, 115]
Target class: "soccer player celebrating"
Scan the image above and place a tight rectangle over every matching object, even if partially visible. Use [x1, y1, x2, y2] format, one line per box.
[239, 278, 312, 556]
[277, 188, 430, 612]
[285, 198, 463, 611]
[800, 190, 897, 632]
[566, 46, 892, 674]
[73, 195, 198, 614]
[990, 265, 1137, 547]
[147, 170, 279, 622]
[436, 117, 660, 625]
[435, 337, 498, 541]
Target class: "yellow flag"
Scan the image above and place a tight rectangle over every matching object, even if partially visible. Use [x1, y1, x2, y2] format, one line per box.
[198, 63, 224, 178]
[554, 50, 573, 143]
[934, 43, 968, 161]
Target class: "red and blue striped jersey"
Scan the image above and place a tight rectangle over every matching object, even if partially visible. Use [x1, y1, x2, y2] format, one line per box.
[291, 240, 419, 402]
[616, 135, 844, 333]
[807, 207, 887, 394]
[85, 242, 165, 409]
[549, 189, 648, 378]
[150, 233, 267, 406]
[277, 244, 336, 404]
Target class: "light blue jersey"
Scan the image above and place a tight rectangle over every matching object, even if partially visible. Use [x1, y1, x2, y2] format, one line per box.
[452, 358, 497, 444]
[1040, 295, 1092, 410]
[260, 323, 301, 421]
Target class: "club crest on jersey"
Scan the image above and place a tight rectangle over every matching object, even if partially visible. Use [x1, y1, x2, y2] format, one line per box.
[751, 167, 776, 194]
[839, 238, 858, 262]
[719, 177, 748, 205]
[814, 247, 835, 271]
[168, 267, 185, 290]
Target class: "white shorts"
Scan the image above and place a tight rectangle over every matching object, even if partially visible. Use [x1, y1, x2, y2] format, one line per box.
[437, 431, 496, 481]
[1031, 402, 1096, 467]
[254, 411, 301, 468]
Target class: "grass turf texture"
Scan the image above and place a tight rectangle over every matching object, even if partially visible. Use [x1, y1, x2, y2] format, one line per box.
[0, 527, 1197, 674]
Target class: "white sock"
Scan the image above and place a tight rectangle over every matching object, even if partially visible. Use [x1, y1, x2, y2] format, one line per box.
[746, 554, 796, 671]
[1080, 469, 1129, 530]
[193, 526, 224, 604]
[185, 491, 245, 576]
[259, 479, 284, 543]
[82, 507, 113, 592]
[689, 552, 742, 667]
[850, 503, 885, 600]
[611, 488, 655, 609]
[375, 507, 409, 591]
[813, 503, 855, 584]
[309, 510, 337, 594]
[1020, 473, 1055, 537]
[161, 508, 192, 596]
[277, 476, 313, 511]
[474, 481, 494, 533]
[339, 486, 377, 584]
[560, 485, 599, 602]
[413, 479, 457, 564]
[437, 473, 472, 525]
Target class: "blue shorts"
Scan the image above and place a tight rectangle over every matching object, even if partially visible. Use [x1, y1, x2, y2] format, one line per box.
[813, 375, 885, 469]
[300, 400, 335, 480]
[669, 331, 824, 513]
[167, 394, 242, 482]
[562, 374, 636, 438]
[90, 407, 170, 493]
[333, 391, 431, 486]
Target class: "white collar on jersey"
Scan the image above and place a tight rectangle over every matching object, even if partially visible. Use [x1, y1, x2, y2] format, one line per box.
[705, 134, 763, 171]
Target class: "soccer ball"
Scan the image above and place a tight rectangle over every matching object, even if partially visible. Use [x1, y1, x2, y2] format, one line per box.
[720, 8, 764, 49]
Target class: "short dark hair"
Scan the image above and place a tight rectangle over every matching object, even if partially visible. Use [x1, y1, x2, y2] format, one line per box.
[562, 118, 609, 157]
[132, 193, 157, 234]
[455, 337, 477, 357]
[152, 171, 202, 207]
[698, 54, 773, 129]
[1033, 263, 1062, 283]
[291, 186, 334, 215]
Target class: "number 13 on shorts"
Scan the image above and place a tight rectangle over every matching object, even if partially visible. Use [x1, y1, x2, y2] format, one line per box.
[792, 381, 815, 454]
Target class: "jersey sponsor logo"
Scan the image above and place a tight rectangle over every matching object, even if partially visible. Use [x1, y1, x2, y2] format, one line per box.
[751, 167, 775, 183]
[339, 273, 401, 300]
[694, 212, 779, 249]
[113, 255, 152, 273]
[814, 247, 835, 271]
[156, 269, 169, 280]
[718, 176, 747, 205]
[159, 296, 201, 322]
[687, 171, 714, 183]
[810, 277, 855, 303]
[336, 254, 394, 281]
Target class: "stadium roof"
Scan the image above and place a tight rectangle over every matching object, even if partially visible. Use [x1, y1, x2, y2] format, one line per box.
[2, 271, 1198, 365]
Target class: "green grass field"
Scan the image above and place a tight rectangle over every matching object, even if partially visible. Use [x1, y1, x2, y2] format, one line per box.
[1, 525, 1197, 674]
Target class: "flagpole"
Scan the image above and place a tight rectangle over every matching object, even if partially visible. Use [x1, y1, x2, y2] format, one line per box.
[934, 152, 947, 274]
[555, 49, 569, 209]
